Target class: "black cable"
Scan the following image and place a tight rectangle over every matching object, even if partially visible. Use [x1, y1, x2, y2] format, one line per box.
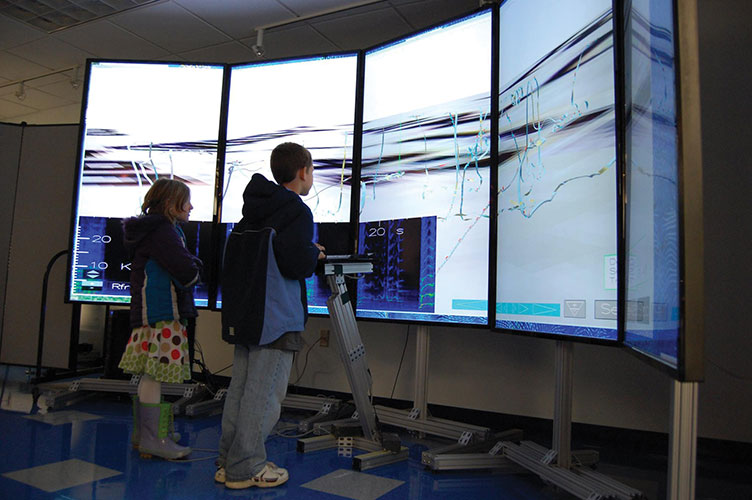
[291, 341, 318, 386]
[0, 123, 25, 364]
[390, 325, 410, 399]
[213, 363, 234, 376]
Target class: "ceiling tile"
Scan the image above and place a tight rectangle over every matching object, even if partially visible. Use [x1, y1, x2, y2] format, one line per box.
[394, 0, 479, 31]
[36, 77, 84, 101]
[175, 0, 292, 40]
[109, 1, 232, 53]
[239, 24, 339, 61]
[4, 85, 73, 109]
[53, 20, 170, 59]
[8, 36, 94, 69]
[0, 81, 18, 98]
[6, 102, 81, 124]
[280, 0, 381, 17]
[0, 51, 54, 79]
[179, 41, 256, 64]
[0, 14, 46, 50]
[0, 95, 39, 120]
[311, 7, 412, 50]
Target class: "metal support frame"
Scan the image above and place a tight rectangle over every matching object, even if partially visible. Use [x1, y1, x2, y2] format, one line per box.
[172, 384, 211, 415]
[282, 393, 341, 413]
[324, 265, 380, 443]
[668, 381, 698, 500]
[554, 340, 574, 469]
[413, 325, 430, 424]
[185, 388, 226, 417]
[375, 405, 490, 442]
[502, 441, 645, 500]
[293, 261, 407, 471]
[43, 377, 204, 410]
[421, 429, 524, 471]
[495, 342, 645, 499]
[297, 434, 408, 471]
[379, 324, 522, 472]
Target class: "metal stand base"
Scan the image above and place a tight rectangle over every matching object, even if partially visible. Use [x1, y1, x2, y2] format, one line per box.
[502, 441, 645, 500]
[421, 429, 524, 471]
[297, 434, 408, 471]
[497, 342, 645, 499]
[43, 376, 203, 412]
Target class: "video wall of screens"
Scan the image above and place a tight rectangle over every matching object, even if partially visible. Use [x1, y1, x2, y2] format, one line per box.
[68, 61, 225, 306]
[221, 54, 358, 224]
[358, 9, 492, 325]
[494, 0, 619, 340]
[623, 0, 681, 367]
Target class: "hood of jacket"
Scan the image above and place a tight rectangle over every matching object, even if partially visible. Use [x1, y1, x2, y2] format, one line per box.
[241, 173, 301, 224]
[123, 214, 174, 252]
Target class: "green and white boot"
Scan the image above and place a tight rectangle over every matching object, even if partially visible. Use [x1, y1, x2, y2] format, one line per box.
[137, 402, 191, 460]
[131, 396, 180, 449]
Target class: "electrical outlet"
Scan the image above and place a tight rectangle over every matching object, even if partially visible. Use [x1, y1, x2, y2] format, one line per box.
[319, 329, 330, 347]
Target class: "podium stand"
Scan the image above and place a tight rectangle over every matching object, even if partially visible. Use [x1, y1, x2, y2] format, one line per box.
[297, 258, 408, 471]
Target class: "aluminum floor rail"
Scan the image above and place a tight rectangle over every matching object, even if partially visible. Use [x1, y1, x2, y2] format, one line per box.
[501, 441, 646, 500]
[374, 405, 491, 441]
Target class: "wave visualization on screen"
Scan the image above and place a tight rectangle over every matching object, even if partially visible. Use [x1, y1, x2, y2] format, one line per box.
[359, 10, 492, 325]
[69, 61, 224, 306]
[495, 0, 618, 340]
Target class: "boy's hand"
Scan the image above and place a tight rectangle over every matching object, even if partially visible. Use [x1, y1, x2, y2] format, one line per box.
[315, 242, 326, 260]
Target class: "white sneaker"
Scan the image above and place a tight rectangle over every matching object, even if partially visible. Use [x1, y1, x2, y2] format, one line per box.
[215, 462, 283, 485]
[214, 466, 225, 483]
[225, 463, 289, 489]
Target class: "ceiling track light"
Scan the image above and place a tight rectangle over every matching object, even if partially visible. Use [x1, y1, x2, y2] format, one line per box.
[70, 65, 81, 89]
[15, 82, 26, 101]
[252, 28, 265, 58]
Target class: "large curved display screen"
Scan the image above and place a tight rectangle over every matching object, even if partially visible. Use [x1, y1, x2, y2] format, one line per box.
[494, 0, 618, 340]
[358, 9, 492, 325]
[68, 61, 225, 306]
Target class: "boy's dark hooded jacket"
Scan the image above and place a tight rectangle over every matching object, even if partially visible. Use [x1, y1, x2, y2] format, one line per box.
[221, 174, 320, 346]
[123, 214, 201, 328]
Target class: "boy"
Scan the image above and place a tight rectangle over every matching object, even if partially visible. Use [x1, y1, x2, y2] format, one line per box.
[216, 142, 325, 489]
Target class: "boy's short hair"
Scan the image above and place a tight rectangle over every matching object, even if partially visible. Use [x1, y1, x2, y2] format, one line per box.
[141, 178, 190, 223]
[270, 142, 312, 184]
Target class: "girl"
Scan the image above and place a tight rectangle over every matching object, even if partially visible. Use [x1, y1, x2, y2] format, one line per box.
[118, 178, 201, 460]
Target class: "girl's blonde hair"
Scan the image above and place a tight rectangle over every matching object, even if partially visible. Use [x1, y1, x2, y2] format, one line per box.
[141, 179, 190, 223]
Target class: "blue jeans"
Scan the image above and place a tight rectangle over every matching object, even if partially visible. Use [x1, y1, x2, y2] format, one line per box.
[218, 344, 293, 481]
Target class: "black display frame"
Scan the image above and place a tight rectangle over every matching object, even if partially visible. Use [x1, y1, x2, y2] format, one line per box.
[489, 0, 624, 345]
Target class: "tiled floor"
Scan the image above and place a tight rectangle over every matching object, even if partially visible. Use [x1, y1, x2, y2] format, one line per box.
[1, 371, 750, 499]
